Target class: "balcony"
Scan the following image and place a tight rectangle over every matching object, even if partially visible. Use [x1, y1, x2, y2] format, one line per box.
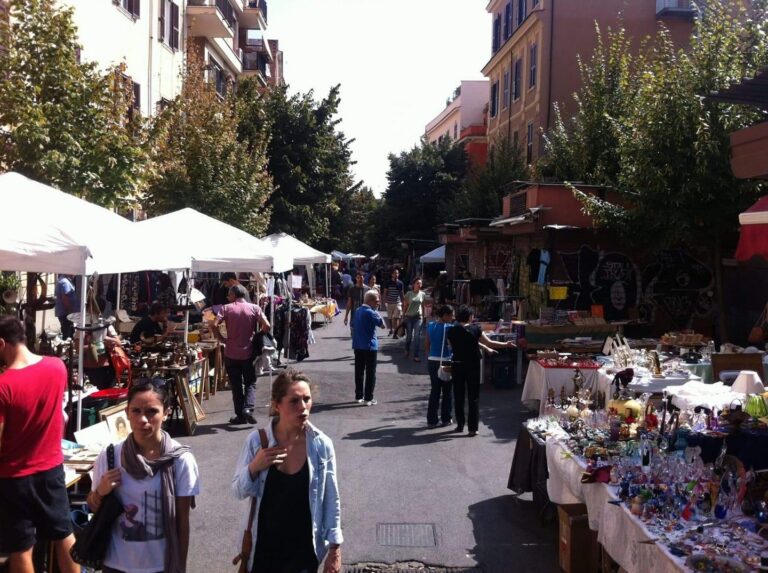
[241, 0, 267, 29]
[241, 50, 270, 85]
[241, 30, 272, 62]
[187, 0, 236, 38]
[656, 0, 697, 19]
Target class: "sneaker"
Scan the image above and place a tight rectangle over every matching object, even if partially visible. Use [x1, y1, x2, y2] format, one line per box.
[366, 399, 378, 406]
[413, 357, 421, 362]
[441, 419, 453, 427]
[244, 413, 257, 425]
[356, 398, 365, 404]
[468, 431, 478, 437]
[427, 423, 439, 429]
[389, 329, 393, 335]
[453, 426, 464, 433]
[229, 415, 247, 424]
[393, 334, 399, 340]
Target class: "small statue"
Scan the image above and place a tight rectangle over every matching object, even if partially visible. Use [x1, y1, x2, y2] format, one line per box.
[572, 367, 584, 394]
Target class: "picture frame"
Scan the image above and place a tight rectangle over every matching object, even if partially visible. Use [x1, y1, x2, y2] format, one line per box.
[175, 375, 198, 435]
[99, 401, 128, 422]
[105, 411, 131, 442]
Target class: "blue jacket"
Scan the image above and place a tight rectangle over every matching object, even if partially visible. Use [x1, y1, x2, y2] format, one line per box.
[232, 420, 343, 569]
[351, 304, 384, 351]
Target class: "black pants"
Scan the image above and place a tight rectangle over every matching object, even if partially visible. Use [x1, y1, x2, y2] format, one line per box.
[224, 357, 257, 417]
[354, 349, 377, 401]
[57, 315, 74, 340]
[452, 363, 480, 432]
[427, 360, 453, 425]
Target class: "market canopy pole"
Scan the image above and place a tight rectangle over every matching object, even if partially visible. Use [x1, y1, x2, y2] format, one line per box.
[76, 274, 86, 431]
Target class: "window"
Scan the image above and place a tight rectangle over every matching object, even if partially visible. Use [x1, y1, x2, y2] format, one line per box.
[210, 60, 226, 97]
[492, 15, 501, 53]
[454, 122, 458, 139]
[159, 0, 179, 50]
[132, 82, 141, 111]
[502, 70, 510, 109]
[504, 2, 512, 40]
[119, 0, 140, 18]
[513, 130, 519, 149]
[529, 43, 537, 88]
[513, 58, 521, 101]
[526, 121, 534, 164]
[490, 81, 499, 118]
[516, 0, 526, 27]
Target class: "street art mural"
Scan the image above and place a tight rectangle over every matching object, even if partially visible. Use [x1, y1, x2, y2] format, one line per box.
[558, 246, 713, 327]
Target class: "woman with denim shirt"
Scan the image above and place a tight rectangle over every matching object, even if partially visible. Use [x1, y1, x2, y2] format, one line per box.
[232, 370, 343, 573]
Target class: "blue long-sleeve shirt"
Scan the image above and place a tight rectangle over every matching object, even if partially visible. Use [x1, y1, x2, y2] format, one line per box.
[351, 304, 385, 351]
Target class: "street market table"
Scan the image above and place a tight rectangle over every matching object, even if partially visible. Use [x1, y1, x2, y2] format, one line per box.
[521, 359, 607, 414]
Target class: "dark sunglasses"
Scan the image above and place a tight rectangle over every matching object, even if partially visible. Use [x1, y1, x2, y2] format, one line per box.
[133, 377, 170, 390]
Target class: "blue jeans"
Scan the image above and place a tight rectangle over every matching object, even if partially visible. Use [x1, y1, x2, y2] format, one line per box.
[427, 360, 453, 425]
[404, 316, 423, 357]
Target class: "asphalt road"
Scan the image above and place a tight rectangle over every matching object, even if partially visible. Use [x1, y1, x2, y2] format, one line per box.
[180, 314, 558, 573]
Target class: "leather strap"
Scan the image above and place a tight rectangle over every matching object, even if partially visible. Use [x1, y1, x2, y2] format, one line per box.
[246, 429, 269, 527]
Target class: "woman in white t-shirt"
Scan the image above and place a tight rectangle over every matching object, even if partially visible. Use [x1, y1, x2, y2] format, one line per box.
[88, 380, 200, 573]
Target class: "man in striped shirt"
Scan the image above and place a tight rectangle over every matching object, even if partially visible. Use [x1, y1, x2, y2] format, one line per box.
[382, 268, 405, 338]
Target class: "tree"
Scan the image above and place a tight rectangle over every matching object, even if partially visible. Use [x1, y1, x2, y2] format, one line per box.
[445, 138, 529, 220]
[259, 85, 357, 245]
[0, 0, 145, 208]
[322, 184, 380, 254]
[145, 58, 273, 236]
[374, 138, 467, 256]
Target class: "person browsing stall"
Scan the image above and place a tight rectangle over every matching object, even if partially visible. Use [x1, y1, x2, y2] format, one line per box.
[212, 284, 270, 425]
[424, 305, 455, 429]
[0, 317, 80, 573]
[88, 379, 200, 573]
[129, 303, 169, 344]
[232, 369, 343, 573]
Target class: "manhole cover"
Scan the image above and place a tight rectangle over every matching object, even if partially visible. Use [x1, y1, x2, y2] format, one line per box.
[345, 566, 483, 573]
[376, 523, 437, 547]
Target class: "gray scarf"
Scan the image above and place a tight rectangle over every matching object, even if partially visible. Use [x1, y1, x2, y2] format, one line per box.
[121, 431, 192, 573]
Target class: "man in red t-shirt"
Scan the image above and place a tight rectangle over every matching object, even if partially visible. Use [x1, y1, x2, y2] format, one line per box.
[0, 316, 79, 573]
[213, 283, 270, 425]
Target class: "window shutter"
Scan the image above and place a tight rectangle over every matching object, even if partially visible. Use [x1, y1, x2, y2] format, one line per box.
[171, 2, 179, 50]
[159, 0, 165, 42]
[133, 0, 140, 18]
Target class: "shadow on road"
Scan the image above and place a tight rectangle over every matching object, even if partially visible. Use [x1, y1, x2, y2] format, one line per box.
[467, 495, 558, 573]
[342, 424, 458, 447]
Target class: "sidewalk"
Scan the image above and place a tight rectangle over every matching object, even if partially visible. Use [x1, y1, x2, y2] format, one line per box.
[181, 315, 558, 573]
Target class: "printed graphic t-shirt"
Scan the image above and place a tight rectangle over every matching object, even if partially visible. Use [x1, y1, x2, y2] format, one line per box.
[92, 439, 200, 573]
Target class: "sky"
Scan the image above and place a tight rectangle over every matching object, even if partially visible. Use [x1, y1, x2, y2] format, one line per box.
[268, 0, 491, 197]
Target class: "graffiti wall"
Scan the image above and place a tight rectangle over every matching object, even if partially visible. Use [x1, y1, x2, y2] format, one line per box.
[558, 245, 713, 328]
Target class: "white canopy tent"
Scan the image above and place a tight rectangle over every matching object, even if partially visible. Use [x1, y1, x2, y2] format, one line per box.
[260, 232, 331, 296]
[0, 172, 191, 431]
[420, 245, 446, 264]
[138, 208, 293, 273]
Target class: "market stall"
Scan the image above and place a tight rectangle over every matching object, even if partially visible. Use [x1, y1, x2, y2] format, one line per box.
[260, 232, 332, 298]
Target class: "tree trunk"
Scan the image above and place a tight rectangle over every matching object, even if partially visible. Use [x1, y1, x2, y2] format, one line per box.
[713, 236, 729, 344]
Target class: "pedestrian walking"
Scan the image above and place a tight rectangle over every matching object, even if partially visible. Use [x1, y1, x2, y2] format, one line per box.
[88, 380, 200, 573]
[211, 284, 271, 425]
[446, 306, 515, 436]
[382, 269, 404, 338]
[351, 290, 385, 405]
[424, 305, 455, 428]
[54, 274, 79, 340]
[403, 277, 426, 362]
[0, 316, 80, 573]
[232, 369, 343, 573]
[366, 274, 381, 309]
[343, 273, 366, 334]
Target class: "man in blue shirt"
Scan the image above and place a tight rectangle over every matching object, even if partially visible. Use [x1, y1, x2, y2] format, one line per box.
[54, 275, 79, 340]
[351, 290, 385, 405]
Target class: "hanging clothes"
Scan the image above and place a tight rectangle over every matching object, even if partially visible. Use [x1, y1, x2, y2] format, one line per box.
[288, 308, 310, 362]
[537, 249, 550, 285]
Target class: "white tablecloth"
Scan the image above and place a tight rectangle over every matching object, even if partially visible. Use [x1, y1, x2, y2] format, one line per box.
[546, 440, 688, 573]
[667, 380, 748, 411]
[521, 361, 606, 414]
[597, 370, 701, 395]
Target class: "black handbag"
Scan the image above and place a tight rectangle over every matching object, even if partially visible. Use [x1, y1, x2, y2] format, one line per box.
[70, 444, 123, 568]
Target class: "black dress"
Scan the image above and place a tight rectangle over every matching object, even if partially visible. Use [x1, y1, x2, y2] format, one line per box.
[252, 461, 318, 573]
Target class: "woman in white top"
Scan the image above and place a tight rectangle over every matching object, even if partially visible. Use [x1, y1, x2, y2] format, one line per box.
[88, 379, 200, 573]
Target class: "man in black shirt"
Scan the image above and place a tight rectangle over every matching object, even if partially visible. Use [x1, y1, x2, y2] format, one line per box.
[212, 272, 239, 306]
[129, 303, 168, 344]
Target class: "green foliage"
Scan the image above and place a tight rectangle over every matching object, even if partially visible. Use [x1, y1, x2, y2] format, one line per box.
[0, 0, 146, 208]
[541, 0, 768, 250]
[374, 138, 467, 256]
[322, 184, 380, 255]
[445, 138, 528, 220]
[259, 85, 357, 245]
[145, 59, 273, 236]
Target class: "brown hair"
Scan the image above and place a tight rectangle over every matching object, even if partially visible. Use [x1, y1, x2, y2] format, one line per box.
[270, 369, 312, 417]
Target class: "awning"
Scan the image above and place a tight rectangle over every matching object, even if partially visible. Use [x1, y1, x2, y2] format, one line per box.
[739, 196, 768, 225]
[420, 245, 445, 264]
[735, 196, 768, 261]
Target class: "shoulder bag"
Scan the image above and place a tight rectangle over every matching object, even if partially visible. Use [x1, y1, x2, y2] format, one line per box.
[233, 429, 269, 573]
[70, 444, 123, 568]
[747, 303, 768, 344]
[437, 324, 452, 382]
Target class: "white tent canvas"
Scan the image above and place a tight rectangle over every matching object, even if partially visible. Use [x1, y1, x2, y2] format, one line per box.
[138, 208, 292, 273]
[260, 233, 331, 265]
[420, 245, 445, 264]
[0, 172, 188, 274]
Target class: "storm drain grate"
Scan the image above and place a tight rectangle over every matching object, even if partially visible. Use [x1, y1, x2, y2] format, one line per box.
[376, 523, 437, 547]
[344, 567, 483, 573]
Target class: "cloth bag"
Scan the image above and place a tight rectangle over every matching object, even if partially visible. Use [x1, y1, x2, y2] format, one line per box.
[233, 429, 268, 573]
[70, 444, 123, 568]
[437, 324, 452, 382]
[747, 303, 768, 344]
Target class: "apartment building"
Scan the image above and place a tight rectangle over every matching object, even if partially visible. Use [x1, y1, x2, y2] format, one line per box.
[482, 0, 695, 165]
[55, 0, 272, 115]
[425, 80, 489, 168]
[267, 39, 285, 87]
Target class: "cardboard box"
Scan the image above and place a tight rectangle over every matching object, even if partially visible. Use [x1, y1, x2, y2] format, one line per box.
[558, 504, 598, 573]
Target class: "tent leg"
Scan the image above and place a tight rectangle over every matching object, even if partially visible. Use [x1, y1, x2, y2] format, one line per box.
[184, 270, 191, 344]
[115, 273, 121, 312]
[76, 274, 87, 431]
